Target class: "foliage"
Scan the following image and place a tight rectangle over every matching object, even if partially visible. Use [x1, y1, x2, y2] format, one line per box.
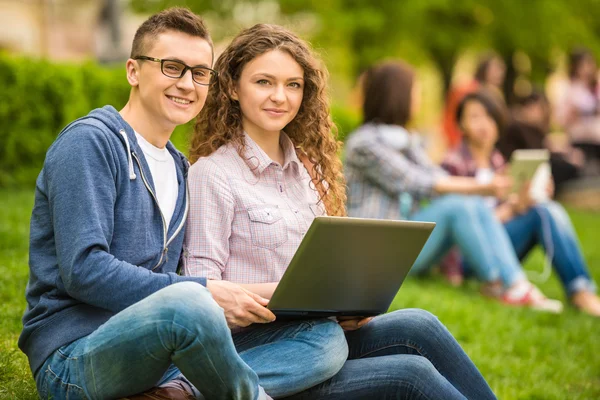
[2, 188, 600, 398]
[128, 0, 600, 95]
[0, 54, 130, 187]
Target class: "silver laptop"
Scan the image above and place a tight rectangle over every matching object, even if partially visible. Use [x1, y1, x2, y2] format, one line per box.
[267, 216, 435, 318]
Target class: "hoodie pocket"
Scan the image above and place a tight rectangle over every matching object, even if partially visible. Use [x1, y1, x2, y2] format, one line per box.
[247, 205, 288, 249]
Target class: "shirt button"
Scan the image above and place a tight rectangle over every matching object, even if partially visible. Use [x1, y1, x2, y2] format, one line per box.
[294, 210, 299, 214]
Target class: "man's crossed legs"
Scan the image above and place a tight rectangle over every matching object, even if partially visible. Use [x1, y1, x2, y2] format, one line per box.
[34, 282, 347, 400]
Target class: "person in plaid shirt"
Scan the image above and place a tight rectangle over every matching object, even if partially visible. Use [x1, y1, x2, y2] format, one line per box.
[184, 25, 497, 399]
[345, 61, 561, 313]
[443, 90, 600, 317]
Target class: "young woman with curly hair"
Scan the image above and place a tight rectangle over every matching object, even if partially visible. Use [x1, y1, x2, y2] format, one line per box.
[184, 24, 497, 399]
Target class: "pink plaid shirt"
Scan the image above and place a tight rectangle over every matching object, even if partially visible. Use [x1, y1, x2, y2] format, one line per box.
[182, 133, 325, 283]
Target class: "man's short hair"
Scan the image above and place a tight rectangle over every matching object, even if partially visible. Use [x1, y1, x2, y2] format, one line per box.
[130, 7, 213, 58]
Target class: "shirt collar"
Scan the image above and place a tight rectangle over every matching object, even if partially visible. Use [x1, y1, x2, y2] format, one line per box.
[458, 142, 505, 175]
[241, 131, 301, 175]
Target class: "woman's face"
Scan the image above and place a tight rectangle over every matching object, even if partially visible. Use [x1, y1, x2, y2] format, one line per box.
[233, 49, 305, 138]
[460, 100, 498, 150]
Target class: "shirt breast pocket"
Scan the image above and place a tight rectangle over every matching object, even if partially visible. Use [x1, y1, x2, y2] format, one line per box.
[247, 205, 288, 249]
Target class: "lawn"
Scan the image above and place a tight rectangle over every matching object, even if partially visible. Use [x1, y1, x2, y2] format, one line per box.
[1, 189, 599, 399]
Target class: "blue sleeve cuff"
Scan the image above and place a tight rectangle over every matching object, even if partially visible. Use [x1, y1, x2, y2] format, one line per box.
[174, 275, 207, 287]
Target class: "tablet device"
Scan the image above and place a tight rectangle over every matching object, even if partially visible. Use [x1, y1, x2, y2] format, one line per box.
[267, 216, 435, 319]
[509, 149, 550, 192]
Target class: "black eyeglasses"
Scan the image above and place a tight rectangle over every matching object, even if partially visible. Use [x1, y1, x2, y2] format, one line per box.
[134, 56, 217, 86]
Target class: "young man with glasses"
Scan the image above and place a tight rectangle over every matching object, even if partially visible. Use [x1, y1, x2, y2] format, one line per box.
[19, 8, 346, 400]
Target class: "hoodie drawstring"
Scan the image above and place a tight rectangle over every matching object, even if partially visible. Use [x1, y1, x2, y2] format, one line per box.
[119, 129, 137, 180]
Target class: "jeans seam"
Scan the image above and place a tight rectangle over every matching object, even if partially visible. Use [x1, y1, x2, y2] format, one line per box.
[46, 365, 86, 392]
[358, 339, 447, 378]
[357, 340, 425, 359]
[56, 348, 78, 361]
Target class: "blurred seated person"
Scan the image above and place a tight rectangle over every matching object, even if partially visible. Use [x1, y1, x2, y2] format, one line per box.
[345, 61, 561, 313]
[499, 89, 584, 194]
[442, 90, 600, 317]
[556, 48, 600, 173]
[443, 53, 506, 149]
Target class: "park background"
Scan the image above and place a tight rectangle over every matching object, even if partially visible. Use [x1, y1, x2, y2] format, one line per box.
[1, 0, 599, 398]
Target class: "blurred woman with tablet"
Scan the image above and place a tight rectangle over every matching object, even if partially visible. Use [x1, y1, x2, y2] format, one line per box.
[442, 90, 600, 317]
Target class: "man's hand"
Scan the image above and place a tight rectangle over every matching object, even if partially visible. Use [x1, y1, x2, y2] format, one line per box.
[337, 316, 373, 331]
[206, 280, 276, 328]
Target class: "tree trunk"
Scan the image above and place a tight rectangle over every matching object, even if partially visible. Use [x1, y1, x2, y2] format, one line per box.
[429, 48, 456, 99]
[502, 51, 517, 105]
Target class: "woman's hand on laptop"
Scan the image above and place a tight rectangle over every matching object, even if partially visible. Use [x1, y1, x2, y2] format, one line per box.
[337, 316, 373, 331]
[206, 280, 276, 328]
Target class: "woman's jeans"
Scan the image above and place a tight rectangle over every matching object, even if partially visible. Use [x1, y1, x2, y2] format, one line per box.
[287, 309, 497, 400]
[409, 195, 525, 286]
[504, 201, 597, 297]
[34, 282, 348, 400]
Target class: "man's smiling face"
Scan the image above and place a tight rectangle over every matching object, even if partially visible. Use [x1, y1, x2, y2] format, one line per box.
[133, 30, 213, 132]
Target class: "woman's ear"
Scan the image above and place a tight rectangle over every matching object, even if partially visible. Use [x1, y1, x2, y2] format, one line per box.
[230, 86, 239, 101]
[125, 59, 140, 87]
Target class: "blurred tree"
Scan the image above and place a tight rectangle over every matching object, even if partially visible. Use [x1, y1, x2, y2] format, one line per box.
[127, 0, 600, 98]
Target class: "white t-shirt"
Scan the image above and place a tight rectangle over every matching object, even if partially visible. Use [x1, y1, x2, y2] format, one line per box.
[475, 168, 498, 209]
[135, 132, 178, 229]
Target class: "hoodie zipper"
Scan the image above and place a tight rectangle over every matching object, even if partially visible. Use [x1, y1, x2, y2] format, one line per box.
[132, 152, 173, 270]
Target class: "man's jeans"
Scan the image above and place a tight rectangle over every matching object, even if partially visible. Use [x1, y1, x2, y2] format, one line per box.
[409, 195, 525, 287]
[286, 309, 497, 400]
[34, 282, 347, 399]
[504, 201, 597, 297]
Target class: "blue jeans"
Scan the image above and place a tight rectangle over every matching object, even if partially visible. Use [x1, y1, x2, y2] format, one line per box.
[286, 309, 496, 400]
[409, 195, 524, 286]
[34, 282, 347, 399]
[504, 201, 597, 297]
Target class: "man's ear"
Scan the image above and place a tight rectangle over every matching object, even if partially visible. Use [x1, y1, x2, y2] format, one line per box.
[125, 59, 140, 87]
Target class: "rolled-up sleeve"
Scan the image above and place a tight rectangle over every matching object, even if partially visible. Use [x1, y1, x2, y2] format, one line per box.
[183, 158, 234, 279]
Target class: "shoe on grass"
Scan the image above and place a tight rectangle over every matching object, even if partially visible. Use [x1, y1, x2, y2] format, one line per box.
[501, 281, 563, 313]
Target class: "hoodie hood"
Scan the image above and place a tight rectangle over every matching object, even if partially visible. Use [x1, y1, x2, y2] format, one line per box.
[64, 105, 189, 182]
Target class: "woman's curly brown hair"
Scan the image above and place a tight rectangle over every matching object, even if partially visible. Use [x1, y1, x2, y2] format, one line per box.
[189, 24, 346, 216]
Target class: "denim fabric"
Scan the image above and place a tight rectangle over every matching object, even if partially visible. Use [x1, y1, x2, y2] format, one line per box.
[35, 283, 347, 400]
[233, 319, 348, 398]
[408, 195, 525, 286]
[504, 201, 597, 297]
[286, 309, 496, 400]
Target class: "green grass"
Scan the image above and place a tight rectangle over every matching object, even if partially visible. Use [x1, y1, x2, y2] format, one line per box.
[1, 189, 599, 399]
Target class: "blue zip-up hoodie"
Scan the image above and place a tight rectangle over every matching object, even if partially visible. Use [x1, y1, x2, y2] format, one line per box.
[19, 106, 207, 375]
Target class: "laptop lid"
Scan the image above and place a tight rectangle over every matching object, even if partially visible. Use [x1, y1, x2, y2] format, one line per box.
[267, 216, 435, 318]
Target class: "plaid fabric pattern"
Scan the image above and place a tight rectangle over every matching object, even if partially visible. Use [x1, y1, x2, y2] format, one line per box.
[344, 123, 447, 220]
[441, 143, 506, 177]
[182, 133, 324, 283]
